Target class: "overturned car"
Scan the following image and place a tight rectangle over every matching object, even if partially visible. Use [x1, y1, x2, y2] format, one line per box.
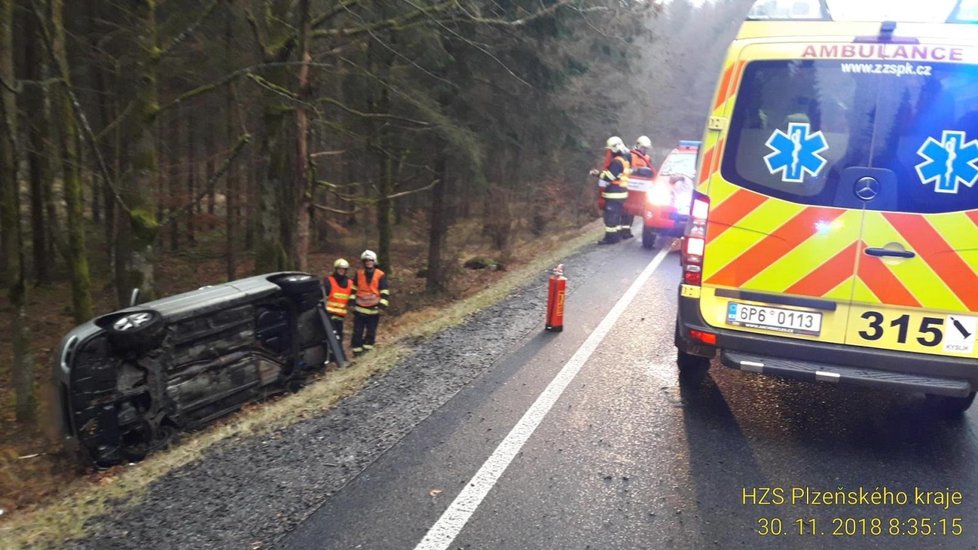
[53, 272, 342, 466]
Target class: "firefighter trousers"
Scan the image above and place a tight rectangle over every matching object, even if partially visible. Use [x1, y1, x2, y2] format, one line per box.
[351, 312, 380, 355]
[601, 199, 624, 243]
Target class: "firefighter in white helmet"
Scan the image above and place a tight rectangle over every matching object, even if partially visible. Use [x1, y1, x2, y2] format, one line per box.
[323, 258, 353, 352]
[622, 135, 655, 240]
[350, 250, 390, 357]
[593, 136, 630, 244]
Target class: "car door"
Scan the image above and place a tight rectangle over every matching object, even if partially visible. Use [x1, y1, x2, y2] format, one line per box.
[844, 57, 978, 360]
[699, 50, 867, 345]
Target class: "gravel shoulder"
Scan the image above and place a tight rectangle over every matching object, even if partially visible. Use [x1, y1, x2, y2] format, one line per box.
[59, 234, 614, 549]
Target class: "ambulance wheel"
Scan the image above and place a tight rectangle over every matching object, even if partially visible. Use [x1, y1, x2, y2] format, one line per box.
[642, 226, 657, 250]
[677, 349, 710, 386]
[924, 392, 976, 416]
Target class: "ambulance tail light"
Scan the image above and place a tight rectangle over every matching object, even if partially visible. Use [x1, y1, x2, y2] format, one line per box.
[682, 192, 710, 286]
[689, 329, 717, 346]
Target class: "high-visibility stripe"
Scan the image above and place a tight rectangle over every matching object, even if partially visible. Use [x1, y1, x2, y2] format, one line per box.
[967, 210, 978, 227]
[856, 241, 921, 308]
[706, 207, 844, 288]
[698, 146, 715, 184]
[864, 214, 961, 310]
[883, 212, 978, 311]
[713, 64, 734, 110]
[930, 212, 978, 263]
[705, 198, 804, 277]
[731, 61, 746, 102]
[705, 189, 767, 242]
[784, 241, 859, 297]
[709, 138, 725, 177]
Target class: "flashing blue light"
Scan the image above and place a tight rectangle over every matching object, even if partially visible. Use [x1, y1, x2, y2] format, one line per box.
[679, 140, 702, 149]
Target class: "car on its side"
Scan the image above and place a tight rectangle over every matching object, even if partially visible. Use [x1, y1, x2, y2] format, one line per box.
[53, 272, 334, 465]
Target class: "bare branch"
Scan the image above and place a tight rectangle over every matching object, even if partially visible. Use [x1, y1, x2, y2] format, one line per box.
[311, 0, 455, 39]
[318, 96, 431, 126]
[157, 0, 222, 59]
[311, 202, 357, 215]
[160, 133, 252, 226]
[384, 179, 437, 200]
[311, 0, 362, 29]
[400, 0, 531, 88]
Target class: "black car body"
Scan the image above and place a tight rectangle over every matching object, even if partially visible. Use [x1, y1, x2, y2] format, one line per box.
[53, 272, 333, 465]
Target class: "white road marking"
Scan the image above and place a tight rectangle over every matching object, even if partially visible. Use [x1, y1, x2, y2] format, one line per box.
[415, 247, 671, 550]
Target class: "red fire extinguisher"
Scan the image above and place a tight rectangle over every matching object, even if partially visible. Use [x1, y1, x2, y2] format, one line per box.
[546, 264, 566, 332]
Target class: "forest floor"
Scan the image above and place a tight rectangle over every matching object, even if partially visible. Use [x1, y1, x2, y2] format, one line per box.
[0, 211, 602, 538]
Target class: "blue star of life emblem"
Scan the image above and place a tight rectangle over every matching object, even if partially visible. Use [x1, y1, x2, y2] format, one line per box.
[763, 122, 828, 183]
[915, 130, 978, 194]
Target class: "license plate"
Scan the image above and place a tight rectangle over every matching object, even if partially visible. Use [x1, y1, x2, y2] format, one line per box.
[726, 302, 822, 336]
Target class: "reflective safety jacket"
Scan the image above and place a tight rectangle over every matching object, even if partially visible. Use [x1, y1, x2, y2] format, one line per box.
[324, 274, 353, 319]
[353, 268, 390, 315]
[630, 149, 652, 170]
[598, 154, 630, 200]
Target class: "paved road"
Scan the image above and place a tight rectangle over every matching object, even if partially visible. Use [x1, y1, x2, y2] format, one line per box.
[282, 237, 978, 550]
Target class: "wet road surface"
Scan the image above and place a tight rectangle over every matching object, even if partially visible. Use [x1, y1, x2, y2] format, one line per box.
[282, 236, 978, 550]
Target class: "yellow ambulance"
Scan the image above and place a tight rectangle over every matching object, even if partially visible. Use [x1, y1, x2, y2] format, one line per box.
[675, 0, 978, 414]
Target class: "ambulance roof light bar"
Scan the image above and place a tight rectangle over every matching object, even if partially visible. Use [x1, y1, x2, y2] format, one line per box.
[745, 0, 831, 21]
[948, 0, 978, 23]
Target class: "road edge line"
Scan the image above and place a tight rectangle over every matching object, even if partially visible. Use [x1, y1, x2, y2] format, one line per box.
[415, 247, 671, 550]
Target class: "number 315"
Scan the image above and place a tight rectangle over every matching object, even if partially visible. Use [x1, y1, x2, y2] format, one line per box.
[859, 312, 942, 346]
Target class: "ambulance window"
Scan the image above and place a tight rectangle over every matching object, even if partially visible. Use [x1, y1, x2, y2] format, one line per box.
[866, 63, 978, 213]
[723, 59, 869, 207]
[724, 60, 978, 213]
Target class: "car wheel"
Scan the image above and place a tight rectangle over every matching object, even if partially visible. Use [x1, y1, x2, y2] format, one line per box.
[642, 226, 657, 250]
[271, 273, 320, 297]
[924, 392, 976, 416]
[106, 310, 165, 354]
[677, 349, 710, 386]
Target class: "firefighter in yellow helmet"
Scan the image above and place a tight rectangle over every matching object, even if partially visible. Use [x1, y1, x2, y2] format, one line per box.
[595, 136, 630, 244]
[323, 258, 353, 347]
[350, 250, 390, 357]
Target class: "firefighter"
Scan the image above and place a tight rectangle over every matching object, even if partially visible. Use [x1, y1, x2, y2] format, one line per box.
[623, 135, 655, 239]
[323, 258, 353, 345]
[595, 136, 630, 245]
[350, 250, 390, 357]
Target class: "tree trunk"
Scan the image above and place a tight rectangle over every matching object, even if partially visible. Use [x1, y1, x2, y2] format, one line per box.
[119, 0, 161, 302]
[168, 110, 179, 251]
[292, 0, 311, 271]
[2, 0, 34, 423]
[23, 9, 50, 284]
[50, 0, 93, 321]
[426, 150, 447, 292]
[186, 103, 196, 245]
[224, 2, 235, 280]
[205, 114, 216, 230]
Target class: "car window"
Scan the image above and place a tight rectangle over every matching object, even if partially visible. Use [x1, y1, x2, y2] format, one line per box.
[723, 59, 978, 213]
[660, 152, 697, 177]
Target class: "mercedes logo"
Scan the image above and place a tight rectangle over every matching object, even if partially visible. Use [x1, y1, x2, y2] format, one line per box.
[854, 177, 880, 201]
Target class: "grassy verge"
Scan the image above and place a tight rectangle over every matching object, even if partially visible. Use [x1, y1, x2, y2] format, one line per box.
[2, 223, 602, 548]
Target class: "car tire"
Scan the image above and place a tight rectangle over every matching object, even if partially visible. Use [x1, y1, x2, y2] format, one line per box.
[271, 273, 320, 297]
[105, 310, 165, 354]
[677, 349, 710, 386]
[924, 392, 976, 416]
[642, 226, 657, 250]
